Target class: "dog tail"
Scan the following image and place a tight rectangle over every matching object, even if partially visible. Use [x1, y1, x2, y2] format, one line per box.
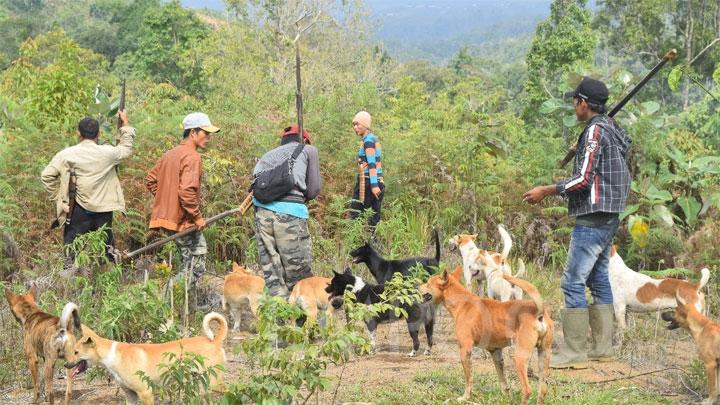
[203, 312, 228, 343]
[498, 224, 512, 262]
[433, 227, 440, 264]
[698, 267, 710, 289]
[59, 302, 81, 333]
[503, 274, 543, 316]
[513, 258, 526, 278]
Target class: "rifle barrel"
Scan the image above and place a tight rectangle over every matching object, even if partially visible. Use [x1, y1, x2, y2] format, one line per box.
[558, 49, 677, 168]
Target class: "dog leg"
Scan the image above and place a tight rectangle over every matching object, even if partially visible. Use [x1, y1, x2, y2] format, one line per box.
[705, 360, 718, 405]
[458, 346, 473, 402]
[513, 348, 532, 405]
[64, 368, 73, 405]
[614, 303, 627, 330]
[137, 389, 154, 405]
[249, 294, 260, 318]
[229, 303, 241, 332]
[27, 350, 40, 404]
[407, 321, 421, 357]
[423, 314, 435, 355]
[43, 359, 55, 405]
[490, 348, 508, 393]
[536, 347, 549, 405]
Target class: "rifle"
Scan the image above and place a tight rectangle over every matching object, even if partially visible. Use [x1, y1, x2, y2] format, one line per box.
[123, 193, 254, 259]
[294, 16, 308, 144]
[558, 49, 677, 168]
[50, 169, 77, 229]
[117, 79, 126, 130]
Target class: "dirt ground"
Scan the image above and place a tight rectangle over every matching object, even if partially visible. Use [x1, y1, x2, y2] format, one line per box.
[0, 306, 702, 404]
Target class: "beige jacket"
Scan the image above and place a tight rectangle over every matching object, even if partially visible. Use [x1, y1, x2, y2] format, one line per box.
[41, 126, 136, 226]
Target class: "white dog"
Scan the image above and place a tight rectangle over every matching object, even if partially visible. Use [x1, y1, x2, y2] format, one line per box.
[609, 246, 709, 329]
[449, 225, 525, 300]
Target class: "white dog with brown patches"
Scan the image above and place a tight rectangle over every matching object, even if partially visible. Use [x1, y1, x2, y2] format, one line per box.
[609, 246, 709, 329]
[65, 312, 228, 405]
[448, 224, 525, 301]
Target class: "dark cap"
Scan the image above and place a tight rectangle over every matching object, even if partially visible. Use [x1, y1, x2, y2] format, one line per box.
[281, 124, 311, 144]
[565, 77, 609, 105]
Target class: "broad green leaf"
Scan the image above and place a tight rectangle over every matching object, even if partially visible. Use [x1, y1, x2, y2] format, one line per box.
[668, 66, 683, 91]
[650, 204, 674, 227]
[619, 204, 639, 222]
[640, 101, 660, 115]
[644, 184, 672, 203]
[539, 98, 564, 114]
[714, 65, 720, 85]
[563, 114, 578, 128]
[692, 156, 720, 174]
[677, 196, 701, 227]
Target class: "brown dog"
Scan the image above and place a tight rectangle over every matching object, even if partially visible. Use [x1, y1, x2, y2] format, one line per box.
[65, 312, 227, 405]
[663, 292, 720, 405]
[420, 266, 554, 404]
[288, 276, 333, 323]
[222, 263, 265, 332]
[5, 286, 82, 405]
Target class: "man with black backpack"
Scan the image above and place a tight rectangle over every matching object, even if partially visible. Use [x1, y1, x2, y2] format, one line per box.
[252, 125, 321, 298]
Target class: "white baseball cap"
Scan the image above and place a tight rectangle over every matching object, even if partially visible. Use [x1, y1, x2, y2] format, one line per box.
[182, 112, 220, 133]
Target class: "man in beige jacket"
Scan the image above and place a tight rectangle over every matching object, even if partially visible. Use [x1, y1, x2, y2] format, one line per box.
[41, 110, 135, 274]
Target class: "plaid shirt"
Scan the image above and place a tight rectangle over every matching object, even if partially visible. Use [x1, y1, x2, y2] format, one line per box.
[556, 115, 632, 217]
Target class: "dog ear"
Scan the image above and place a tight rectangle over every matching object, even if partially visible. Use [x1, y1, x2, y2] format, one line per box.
[470, 234, 477, 240]
[81, 336, 96, 348]
[441, 270, 449, 283]
[28, 284, 37, 300]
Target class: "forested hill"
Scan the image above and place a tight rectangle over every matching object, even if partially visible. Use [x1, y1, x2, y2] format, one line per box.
[182, 0, 553, 63]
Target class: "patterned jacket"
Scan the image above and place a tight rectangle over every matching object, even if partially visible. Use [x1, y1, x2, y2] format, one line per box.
[555, 114, 632, 217]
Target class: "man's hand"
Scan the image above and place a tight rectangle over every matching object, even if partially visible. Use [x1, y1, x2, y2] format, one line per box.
[371, 186, 382, 199]
[523, 185, 556, 204]
[118, 109, 129, 127]
[194, 217, 206, 231]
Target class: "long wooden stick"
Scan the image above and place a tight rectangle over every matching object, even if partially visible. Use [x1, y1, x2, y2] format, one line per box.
[124, 193, 254, 259]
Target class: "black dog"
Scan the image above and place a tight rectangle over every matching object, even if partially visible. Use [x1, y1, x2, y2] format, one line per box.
[325, 269, 435, 357]
[350, 228, 440, 284]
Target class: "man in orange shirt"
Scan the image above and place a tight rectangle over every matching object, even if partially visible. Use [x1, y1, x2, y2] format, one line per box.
[146, 112, 220, 308]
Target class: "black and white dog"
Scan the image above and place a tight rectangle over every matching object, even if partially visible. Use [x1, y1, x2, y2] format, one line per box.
[350, 229, 440, 284]
[325, 269, 435, 357]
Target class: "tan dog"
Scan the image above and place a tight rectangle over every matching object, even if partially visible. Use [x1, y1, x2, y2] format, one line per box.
[65, 312, 227, 405]
[5, 286, 82, 405]
[663, 293, 720, 405]
[288, 276, 332, 323]
[222, 263, 265, 331]
[420, 266, 553, 404]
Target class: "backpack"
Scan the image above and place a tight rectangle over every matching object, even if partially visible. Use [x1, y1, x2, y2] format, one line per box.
[251, 143, 305, 204]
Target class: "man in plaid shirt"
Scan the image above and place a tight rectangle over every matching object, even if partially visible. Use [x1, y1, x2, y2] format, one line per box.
[523, 77, 632, 370]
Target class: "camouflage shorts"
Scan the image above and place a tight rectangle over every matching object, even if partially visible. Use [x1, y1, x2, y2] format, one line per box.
[254, 207, 313, 298]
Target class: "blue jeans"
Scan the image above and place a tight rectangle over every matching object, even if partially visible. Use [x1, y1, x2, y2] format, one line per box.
[560, 218, 619, 308]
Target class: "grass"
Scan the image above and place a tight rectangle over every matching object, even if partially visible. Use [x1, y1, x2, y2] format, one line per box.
[338, 366, 673, 404]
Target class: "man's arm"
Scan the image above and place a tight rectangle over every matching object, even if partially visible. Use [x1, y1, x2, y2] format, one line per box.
[40, 155, 62, 199]
[523, 123, 603, 204]
[145, 161, 159, 196]
[111, 110, 135, 163]
[556, 123, 603, 196]
[178, 155, 204, 229]
[363, 134, 381, 198]
[304, 146, 321, 200]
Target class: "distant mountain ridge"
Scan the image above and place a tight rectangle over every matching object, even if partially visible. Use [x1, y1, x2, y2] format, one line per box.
[181, 0, 552, 63]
